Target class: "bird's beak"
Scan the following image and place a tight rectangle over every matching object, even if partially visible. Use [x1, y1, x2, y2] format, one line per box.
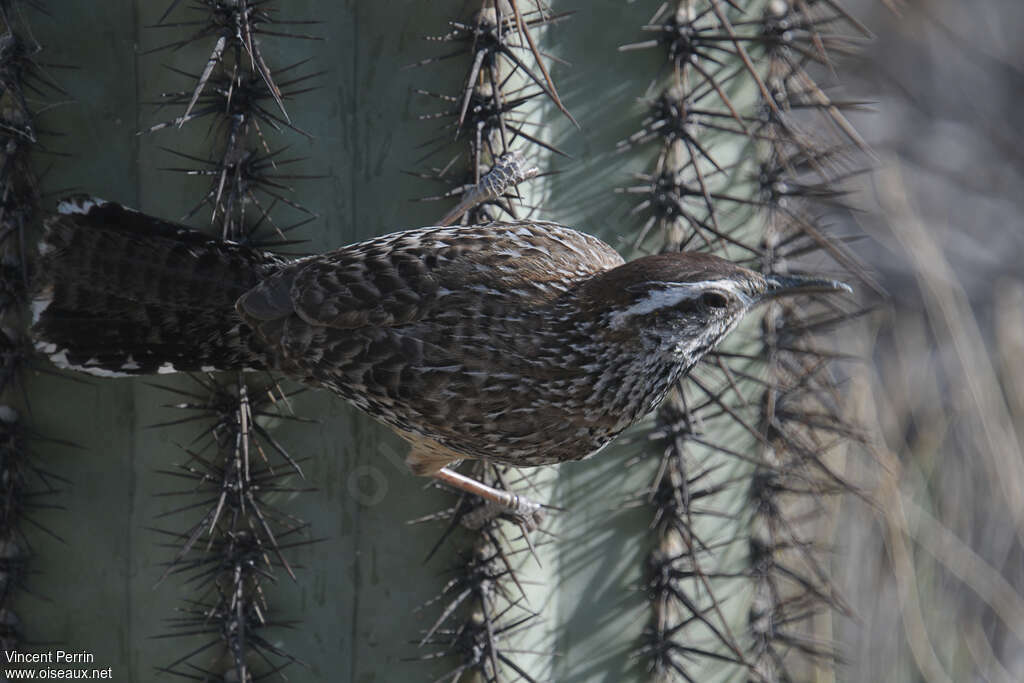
[761, 274, 853, 300]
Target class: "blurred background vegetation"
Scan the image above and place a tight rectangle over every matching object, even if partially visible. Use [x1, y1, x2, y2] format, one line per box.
[836, 1, 1024, 681]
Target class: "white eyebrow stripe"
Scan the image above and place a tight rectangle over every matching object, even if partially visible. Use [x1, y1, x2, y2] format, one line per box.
[609, 279, 751, 328]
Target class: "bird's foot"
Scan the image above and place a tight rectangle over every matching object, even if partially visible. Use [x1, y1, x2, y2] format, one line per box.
[430, 466, 548, 532]
[460, 494, 546, 532]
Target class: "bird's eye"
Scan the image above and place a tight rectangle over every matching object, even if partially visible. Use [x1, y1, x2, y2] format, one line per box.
[700, 292, 729, 309]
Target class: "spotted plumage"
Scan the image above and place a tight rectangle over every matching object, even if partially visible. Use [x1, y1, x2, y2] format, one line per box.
[32, 198, 847, 502]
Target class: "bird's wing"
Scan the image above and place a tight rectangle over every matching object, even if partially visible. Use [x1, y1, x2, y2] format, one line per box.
[236, 221, 624, 335]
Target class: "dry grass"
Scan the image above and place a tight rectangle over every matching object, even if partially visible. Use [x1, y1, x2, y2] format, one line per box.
[830, 0, 1024, 672]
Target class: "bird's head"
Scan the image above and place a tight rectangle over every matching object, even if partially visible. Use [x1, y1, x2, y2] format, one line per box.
[580, 251, 851, 363]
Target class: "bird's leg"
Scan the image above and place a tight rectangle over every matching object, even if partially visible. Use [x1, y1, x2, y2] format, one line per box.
[405, 440, 546, 530]
[431, 467, 545, 531]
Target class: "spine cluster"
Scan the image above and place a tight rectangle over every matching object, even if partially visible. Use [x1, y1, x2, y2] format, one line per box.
[409, 2, 571, 680]
[616, 1, 870, 680]
[0, 0, 65, 655]
[141, 2, 319, 679]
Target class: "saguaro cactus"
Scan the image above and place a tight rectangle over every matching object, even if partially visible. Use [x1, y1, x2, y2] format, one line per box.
[16, 1, 871, 681]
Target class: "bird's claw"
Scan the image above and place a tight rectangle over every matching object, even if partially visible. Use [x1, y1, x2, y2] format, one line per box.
[460, 494, 546, 532]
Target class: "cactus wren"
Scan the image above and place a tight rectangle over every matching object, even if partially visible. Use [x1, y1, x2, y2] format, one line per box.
[31, 197, 850, 525]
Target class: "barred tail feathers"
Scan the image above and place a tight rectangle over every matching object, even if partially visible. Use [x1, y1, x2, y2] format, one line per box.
[31, 197, 281, 376]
